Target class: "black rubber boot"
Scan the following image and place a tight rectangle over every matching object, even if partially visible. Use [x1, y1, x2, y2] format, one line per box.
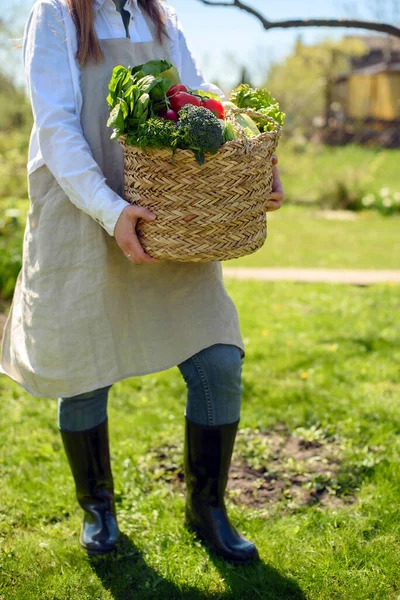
[184, 417, 259, 564]
[60, 419, 118, 555]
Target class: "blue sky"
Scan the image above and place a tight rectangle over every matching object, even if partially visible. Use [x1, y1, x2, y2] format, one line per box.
[7, 0, 368, 88]
[170, 0, 354, 89]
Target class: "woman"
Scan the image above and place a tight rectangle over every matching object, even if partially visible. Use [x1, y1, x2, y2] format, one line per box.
[1, 0, 284, 562]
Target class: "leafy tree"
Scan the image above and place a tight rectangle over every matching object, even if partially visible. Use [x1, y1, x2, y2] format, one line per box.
[264, 37, 365, 134]
[0, 3, 31, 133]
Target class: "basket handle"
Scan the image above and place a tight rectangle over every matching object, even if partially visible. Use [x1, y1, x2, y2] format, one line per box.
[225, 107, 282, 152]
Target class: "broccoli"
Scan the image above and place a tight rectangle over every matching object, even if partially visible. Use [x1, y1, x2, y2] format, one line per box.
[177, 104, 225, 165]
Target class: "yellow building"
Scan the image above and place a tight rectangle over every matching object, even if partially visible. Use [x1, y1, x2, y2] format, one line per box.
[343, 63, 400, 121]
[331, 41, 400, 147]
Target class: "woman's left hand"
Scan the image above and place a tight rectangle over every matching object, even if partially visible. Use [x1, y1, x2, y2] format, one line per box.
[266, 155, 284, 212]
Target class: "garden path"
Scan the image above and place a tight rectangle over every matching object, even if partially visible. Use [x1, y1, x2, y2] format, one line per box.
[223, 267, 400, 285]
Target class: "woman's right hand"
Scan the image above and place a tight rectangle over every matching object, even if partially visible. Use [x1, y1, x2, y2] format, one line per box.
[114, 205, 159, 265]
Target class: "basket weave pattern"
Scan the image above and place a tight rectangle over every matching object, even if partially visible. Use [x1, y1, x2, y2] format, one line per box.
[121, 115, 281, 262]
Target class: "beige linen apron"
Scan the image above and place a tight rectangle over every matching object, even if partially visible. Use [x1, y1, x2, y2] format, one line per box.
[1, 20, 244, 398]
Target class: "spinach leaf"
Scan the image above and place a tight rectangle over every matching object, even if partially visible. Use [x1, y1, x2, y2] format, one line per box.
[131, 59, 172, 77]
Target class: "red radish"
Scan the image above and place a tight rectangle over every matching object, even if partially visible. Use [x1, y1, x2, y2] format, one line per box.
[160, 109, 178, 122]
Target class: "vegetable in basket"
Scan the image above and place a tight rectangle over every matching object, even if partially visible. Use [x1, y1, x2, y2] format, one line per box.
[169, 91, 202, 113]
[178, 104, 225, 165]
[125, 106, 224, 165]
[128, 118, 181, 151]
[229, 83, 285, 131]
[131, 59, 181, 86]
[106, 60, 283, 165]
[221, 120, 237, 142]
[223, 101, 261, 139]
[167, 84, 225, 119]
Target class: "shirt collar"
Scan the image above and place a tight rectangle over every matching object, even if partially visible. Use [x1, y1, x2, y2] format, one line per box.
[94, 0, 139, 13]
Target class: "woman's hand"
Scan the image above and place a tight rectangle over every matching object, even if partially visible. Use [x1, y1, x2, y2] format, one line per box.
[114, 205, 159, 265]
[266, 155, 284, 212]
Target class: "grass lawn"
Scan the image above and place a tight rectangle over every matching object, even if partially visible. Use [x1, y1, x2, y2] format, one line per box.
[229, 206, 400, 270]
[1, 280, 399, 599]
[1, 204, 399, 303]
[278, 141, 400, 205]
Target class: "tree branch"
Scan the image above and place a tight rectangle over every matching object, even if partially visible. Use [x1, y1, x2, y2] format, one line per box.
[197, 0, 400, 38]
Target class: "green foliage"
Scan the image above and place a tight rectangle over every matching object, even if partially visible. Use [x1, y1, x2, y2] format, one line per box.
[0, 73, 32, 134]
[1, 280, 400, 598]
[277, 137, 400, 214]
[265, 37, 366, 133]
[0, 130, 28, 300]
[318, 180, 400, 214]
[0, 67, 30, 301]
[0, 131, 29, 200]
[0, 208, 23, 299]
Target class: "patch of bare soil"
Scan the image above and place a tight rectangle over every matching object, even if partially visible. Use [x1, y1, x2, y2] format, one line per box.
[228, 429, 356, 510]
[150, 426, 361, 511]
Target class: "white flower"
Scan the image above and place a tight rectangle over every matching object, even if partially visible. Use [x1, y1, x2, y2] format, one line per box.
[379, 187, 390, 198]
[5, 208, 21, 218]
[382, 198, 393, 208]
[362, 194, 375, 207]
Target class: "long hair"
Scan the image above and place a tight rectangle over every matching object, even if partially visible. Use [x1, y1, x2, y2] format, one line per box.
[66, 0, 168, 66]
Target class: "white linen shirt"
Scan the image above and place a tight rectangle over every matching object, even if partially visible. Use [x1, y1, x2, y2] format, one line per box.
[23, 0, 223, 235]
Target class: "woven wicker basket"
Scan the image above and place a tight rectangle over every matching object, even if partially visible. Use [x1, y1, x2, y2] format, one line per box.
[120, 108, 281, 262]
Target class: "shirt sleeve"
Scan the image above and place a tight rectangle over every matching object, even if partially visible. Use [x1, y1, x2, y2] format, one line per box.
[166, 7, 225, 100]
[23, 0, 128, 236]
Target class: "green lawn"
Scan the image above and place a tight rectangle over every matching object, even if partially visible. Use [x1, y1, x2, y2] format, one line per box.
[1, 280, 399, 599]
[2, 205, 399, 302]
[278, 140, 400, 207]
[229, 206, 400, 270]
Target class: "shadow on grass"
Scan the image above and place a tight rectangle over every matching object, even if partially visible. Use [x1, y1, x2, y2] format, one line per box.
[89, 532, 307, 600]
[247, 334, 399, 385]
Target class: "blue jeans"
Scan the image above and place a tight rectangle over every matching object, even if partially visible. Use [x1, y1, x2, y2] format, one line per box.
[58, 344, 243, 432]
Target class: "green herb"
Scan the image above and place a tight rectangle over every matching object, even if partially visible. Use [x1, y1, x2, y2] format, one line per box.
[126, 117, 180, 153]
